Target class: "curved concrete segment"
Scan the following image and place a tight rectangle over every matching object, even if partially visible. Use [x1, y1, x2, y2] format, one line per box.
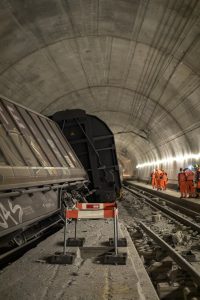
[0, 0, 200, 181]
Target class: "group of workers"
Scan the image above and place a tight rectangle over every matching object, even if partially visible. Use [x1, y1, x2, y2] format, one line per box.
[150, 168, 168, 191]
[150, 166, 200, 198]
[178, 166, 200, 198]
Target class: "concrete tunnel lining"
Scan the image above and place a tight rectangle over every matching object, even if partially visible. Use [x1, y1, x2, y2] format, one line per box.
[0, 0, 200, 182]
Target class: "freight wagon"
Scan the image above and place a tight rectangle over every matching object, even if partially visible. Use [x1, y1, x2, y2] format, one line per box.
[52, 109, 121, 202]
[0, 96, 88, 251]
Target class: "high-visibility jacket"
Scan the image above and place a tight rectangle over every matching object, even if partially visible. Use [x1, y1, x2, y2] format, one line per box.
[185, 170, 194, 181]
[155, 170, 162, 179]
[178, 172, 187, 195]
[178, 172, 186, 183]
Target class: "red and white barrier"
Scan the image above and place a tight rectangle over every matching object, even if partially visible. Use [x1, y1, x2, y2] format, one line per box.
[63, 201, 123, 260]
[66, 202, 118, 219]
[50, 200, 127, 265]
[76, 202, 116, 209]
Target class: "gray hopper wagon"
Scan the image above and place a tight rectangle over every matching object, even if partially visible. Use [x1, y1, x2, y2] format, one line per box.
[0, 96, 88, 250]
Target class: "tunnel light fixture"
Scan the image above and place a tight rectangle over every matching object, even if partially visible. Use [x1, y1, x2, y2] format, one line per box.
[136, 153, 200, 169]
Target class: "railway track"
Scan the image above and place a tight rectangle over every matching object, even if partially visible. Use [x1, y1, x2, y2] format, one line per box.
[120, 186, 200, 299]
[125, 183, 200, 219]
[124, 185, 200, 233]
[0, 217, 63, 269]
[139, 222, 200, 285]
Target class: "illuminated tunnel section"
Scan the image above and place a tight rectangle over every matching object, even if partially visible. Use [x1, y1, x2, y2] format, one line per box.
[0, 0, 200, 186]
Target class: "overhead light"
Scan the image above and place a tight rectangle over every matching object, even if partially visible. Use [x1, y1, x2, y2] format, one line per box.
[136, 153, 200, 169]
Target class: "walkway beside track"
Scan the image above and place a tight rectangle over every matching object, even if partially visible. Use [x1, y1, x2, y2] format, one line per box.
[0, 219, 158, 300]
[128, 181, 200, 212]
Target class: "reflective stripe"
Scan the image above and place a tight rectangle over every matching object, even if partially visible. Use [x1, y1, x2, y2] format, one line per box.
[77, 210, 104, 219]
[76, 203, 116, 209]
[66, 202, 117, 219]
[66, 208, 116, 219]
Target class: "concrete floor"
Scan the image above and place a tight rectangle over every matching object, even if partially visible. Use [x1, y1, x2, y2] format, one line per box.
[0, 219, 158, 300]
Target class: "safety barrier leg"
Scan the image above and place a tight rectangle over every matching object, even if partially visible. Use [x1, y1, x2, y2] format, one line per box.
[48, 209, 76, 264]
[116, 213, 119, 242]
[114, 207, 118, 255]
[49, 202, 127, 265]
[75, 219, 77, 239]
[63, 215, 67, 255]
[104, 206, 127, 265]
[66, 214, 85, 247]
[109, 208, 127, 248]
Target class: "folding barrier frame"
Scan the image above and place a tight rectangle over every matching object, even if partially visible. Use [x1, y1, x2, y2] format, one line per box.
[50, 202, 127, 265]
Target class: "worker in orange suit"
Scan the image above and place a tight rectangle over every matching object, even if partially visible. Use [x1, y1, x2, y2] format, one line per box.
[185, 168, 195, 198]
[155, 168, 162, 190]
[159, 169, 165, 190]
[155, 168, 159, 190]
[178, 168, 187, 198]
[162, 169, 168, 191]
[151, 169, 156, 189]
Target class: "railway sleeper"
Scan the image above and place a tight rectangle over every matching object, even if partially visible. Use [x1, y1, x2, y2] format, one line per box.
[122, 188, 200, 299]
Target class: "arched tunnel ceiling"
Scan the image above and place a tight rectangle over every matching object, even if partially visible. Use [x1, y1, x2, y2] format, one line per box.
[0, 0, 200, 168]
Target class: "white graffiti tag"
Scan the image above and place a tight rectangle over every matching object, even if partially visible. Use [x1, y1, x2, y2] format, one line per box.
[0, 201, 23, 229]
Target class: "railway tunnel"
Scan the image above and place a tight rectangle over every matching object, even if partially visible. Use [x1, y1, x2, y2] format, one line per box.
[1, 1, 200, 299]
[0, 0, 200, 185]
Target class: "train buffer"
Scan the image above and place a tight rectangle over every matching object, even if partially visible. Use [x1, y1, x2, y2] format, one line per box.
[50, 202, 127, 265]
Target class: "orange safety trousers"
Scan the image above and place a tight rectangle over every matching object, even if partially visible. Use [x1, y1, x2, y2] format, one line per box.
[178, 173, 187, 196]
[152, 175, 156, 188]
[156, 179, 160, 189]
[179, 182, 187, 195]
[160, 178, 164, 189]
[163, 174, 168, 188]
[155, 171, 162, 189]
[160, 173, 167, 190]
[186, 180, 195, 196]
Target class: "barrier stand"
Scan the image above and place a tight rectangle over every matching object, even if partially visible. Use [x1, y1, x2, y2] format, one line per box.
[66, 202, 127, 265]
[49, 202, 127, 265]
[66, 217, 85, 247]
[109, 207, 127, 248]
[49, 212, 76, 265]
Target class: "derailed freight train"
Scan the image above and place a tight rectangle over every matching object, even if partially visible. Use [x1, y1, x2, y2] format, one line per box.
[0, 96, 88, 251]
[52, 109, 121, 202]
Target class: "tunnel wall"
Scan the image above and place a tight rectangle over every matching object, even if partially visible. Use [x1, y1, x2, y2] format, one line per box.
[0, 0, 200, 189]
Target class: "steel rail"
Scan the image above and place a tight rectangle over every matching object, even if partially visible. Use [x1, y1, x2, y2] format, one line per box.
[140, 221, 200, 285]
[127, 183, 200, 218]
[124, 186, 200, 233]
